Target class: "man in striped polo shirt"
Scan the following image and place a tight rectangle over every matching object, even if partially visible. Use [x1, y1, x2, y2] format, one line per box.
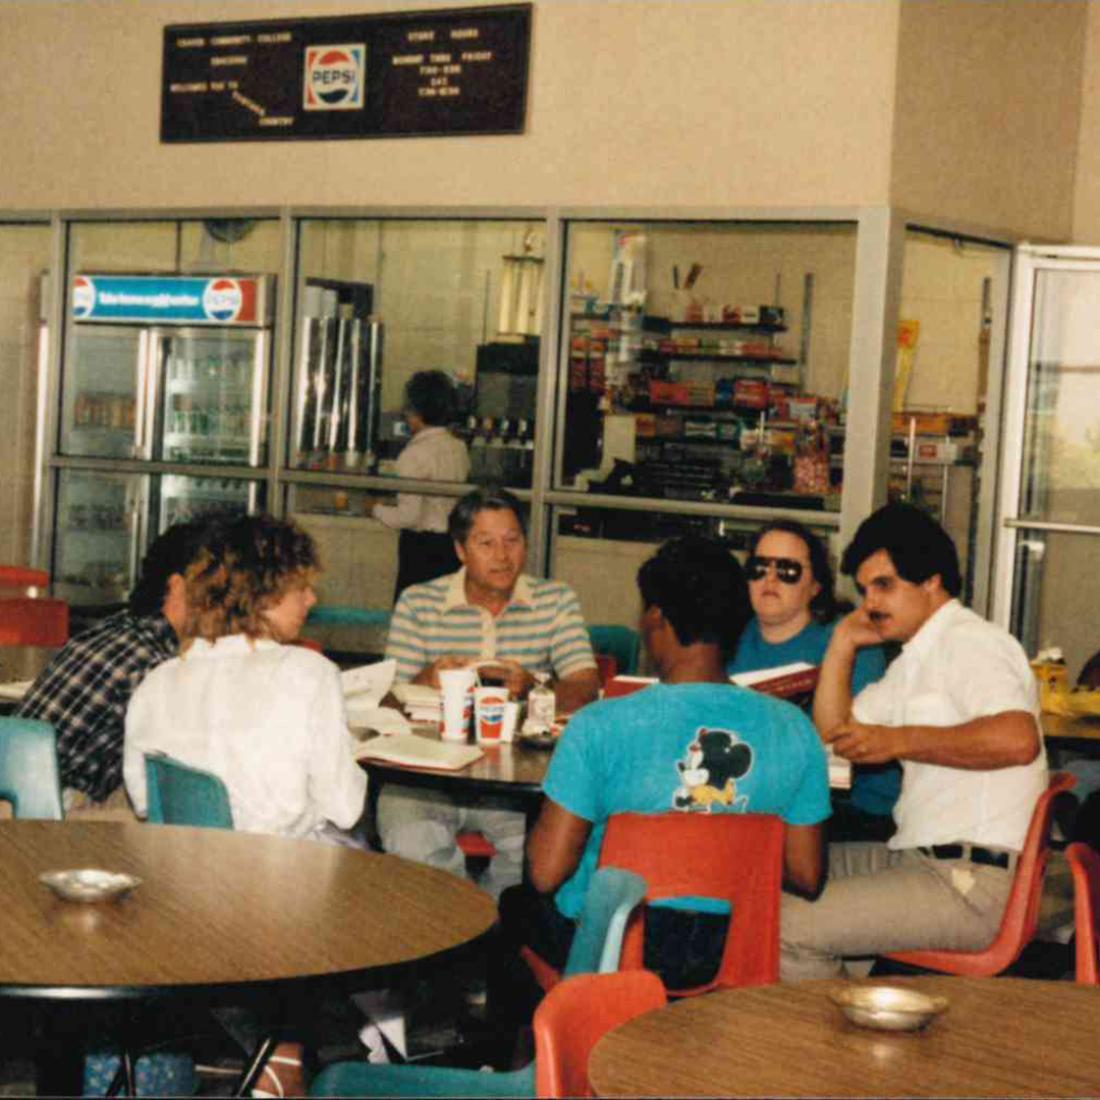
[380, 487, 600, 897]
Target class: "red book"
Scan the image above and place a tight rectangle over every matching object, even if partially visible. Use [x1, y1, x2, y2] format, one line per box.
[604, 662, 820, 706]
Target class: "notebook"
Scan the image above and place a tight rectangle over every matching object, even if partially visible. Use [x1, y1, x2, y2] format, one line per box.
[354, 732, 483, 771]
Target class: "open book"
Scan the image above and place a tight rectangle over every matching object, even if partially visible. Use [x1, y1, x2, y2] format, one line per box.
[354, 732, 483, 771]
[605, 662, 819, 706]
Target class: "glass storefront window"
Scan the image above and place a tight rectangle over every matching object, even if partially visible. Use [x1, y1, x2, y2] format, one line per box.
[557, 221, 857, 512]
[291, 217, 545, 489]
[1019, 269, 1100, 527]
[61, 219, 282, 466]
[0, 222, 51, 565]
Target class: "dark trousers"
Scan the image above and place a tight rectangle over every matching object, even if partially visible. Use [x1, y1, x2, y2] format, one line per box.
[394, 530, 460, 602]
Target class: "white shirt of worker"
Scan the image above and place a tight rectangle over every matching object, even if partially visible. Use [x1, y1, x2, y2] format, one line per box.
[372, 427, 469, 532]
[124, 636, 367, 842]
[779, 599, 1047, 981]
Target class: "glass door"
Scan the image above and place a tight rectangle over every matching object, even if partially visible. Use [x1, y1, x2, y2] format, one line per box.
[159, 328, 268, 466]
[156, 474, 262, 532]
[994, 247, 1100, 681]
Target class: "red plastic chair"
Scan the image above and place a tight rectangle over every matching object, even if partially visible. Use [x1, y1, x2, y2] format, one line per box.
[1067, 841, 1100, 984]
[0, 566, 49, 590]
[533, 970, 666, 1099]
[0, 598, 70, 647]
[457, 831, 497, 860]
[594, 653, 618, 688]
[599, 812, 785, 995]
[884, 771, 1075, 977]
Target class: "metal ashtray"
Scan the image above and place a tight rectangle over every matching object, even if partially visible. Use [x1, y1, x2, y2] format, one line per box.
[829, 984, 949, 1032]
[519, 730, 558, 750]
[39, 868, 142, 903]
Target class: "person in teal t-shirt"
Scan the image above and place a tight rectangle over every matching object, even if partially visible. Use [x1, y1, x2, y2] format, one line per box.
[728, 520, 898, 838]
[492, 535, 829, 1024]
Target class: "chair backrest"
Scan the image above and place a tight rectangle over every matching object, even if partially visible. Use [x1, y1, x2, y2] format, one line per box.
[0, 566, 50, 590]
[563, 867, 649, 977]
[887, 770, 1076, 976]
[599, 812, 784, 994]
[1067, 841, 1100, 984]
[0, 718, 64, 819]
[587, 626, 641, 677]
[533, 970, 666, 1099]
[145, 753, 234, 829]
[0, 597, 69, 647]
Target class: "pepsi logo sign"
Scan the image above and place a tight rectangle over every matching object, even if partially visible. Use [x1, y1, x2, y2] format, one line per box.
[304, 44, 366, 111]
[202, 278, 244, 323]
[72, 276, 95, 319]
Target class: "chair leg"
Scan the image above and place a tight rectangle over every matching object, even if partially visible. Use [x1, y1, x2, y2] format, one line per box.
[105, 1050, 136, 1097]
[233, 1033, 277, 1097]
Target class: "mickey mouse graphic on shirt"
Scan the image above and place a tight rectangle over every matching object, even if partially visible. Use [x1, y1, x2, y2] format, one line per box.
[674, 728, 753, 812]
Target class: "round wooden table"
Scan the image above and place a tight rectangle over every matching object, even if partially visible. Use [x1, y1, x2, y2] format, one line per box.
[589, 977, 1100, 1098]
[0, 819, 496, 999]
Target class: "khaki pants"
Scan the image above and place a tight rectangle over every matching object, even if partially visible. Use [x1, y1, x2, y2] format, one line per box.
[780, 842, 1013, 982]
[377, 785, 525, 900]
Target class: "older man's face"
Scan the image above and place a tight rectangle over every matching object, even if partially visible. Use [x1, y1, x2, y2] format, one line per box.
[457, 508, 526, 601]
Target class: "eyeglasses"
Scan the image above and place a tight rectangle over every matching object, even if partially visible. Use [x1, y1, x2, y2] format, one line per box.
[746, 555, 805, 584]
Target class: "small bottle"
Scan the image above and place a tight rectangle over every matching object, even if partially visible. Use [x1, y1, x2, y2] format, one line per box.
[526, 671, 556, 733]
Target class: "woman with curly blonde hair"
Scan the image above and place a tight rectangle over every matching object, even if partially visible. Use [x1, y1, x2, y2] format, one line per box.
[124, 514, 366, 842]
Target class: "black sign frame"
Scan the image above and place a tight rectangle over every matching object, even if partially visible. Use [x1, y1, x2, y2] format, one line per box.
[161, 3, 530, 143]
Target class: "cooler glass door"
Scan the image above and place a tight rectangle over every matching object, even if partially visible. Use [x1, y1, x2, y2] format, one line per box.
[52, 470, 147, 608]
[61, 326, 155, 459]
[156, 474, 262, 533]
[159, 328, 268, 466]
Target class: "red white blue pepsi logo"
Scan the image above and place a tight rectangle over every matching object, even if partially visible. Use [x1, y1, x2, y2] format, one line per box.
[72, 276, 95, 319]
[202, 278, 244, 322]
[304, 44, 366, 111]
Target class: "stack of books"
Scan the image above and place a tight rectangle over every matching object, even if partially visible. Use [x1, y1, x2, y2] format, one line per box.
[392, 683, 443, 724]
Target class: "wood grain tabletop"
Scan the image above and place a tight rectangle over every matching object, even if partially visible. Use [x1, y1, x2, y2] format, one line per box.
[0, 820, 496, 999]
[590, 976, 1100, 1098]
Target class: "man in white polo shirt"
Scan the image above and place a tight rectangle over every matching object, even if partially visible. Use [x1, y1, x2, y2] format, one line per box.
[781, 503, 1046, 980]
[380, 487, 600, 897]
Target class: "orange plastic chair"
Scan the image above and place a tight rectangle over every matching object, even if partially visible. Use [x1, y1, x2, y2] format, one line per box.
[884, 771, 1075, 977]
[600, 812, 785, 994]
[594, 653, 618, 688]
[533, 970, 666, 1099]
[1067, 841, 1100, 984]
[457, 831, 497, 860]
[0, 598, 70, 647]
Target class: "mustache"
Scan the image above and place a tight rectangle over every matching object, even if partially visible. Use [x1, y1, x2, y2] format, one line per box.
[868, 611, 888, 623]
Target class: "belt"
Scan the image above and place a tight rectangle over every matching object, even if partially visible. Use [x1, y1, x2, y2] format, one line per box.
[918, 843, 1017, 871]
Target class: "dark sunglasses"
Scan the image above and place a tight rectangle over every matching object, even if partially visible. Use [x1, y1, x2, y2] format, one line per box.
[746, 555, 804, 584]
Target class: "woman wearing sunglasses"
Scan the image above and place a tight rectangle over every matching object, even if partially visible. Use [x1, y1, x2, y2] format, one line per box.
[728, 520, 898, 841]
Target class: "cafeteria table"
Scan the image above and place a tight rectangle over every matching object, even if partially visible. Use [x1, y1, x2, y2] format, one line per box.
[0, 819, 496, 1094]
[589, 975, 1100, 1098]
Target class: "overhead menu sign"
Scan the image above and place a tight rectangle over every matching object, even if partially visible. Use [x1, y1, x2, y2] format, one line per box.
[161, 3, 530, 142]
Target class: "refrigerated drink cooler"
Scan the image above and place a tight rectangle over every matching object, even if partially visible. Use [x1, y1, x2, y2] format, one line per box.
[49, 273, 273, 607]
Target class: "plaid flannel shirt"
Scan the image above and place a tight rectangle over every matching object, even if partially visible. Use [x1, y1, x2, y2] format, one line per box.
[16, 611, 177, 802]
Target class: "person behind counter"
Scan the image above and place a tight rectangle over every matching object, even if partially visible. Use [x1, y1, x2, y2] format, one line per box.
[728, 519, 898, 840]
[380, 486, 600, 897]
[363, 369, 470, 600]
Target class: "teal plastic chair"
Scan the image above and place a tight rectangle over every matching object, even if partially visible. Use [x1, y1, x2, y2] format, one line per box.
[307, 606, 393, 629]
[308, 867, 649, 1098]
[144, 753, 234, 829]
[0, 717, 63, 819]
[587, 626, 641, 677]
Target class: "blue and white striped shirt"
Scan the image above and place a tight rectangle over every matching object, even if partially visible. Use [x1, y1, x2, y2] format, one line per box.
[385, 568, 596, 683]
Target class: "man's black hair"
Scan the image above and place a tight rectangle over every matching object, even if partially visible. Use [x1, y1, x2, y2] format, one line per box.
[840, 502, 962, 597]
[637, 535, 750, 652]
[404, 370, 457, 427]
[128, 520, 208, 617]
[748, 519, 837, 622]
[448, 487, 526, 545]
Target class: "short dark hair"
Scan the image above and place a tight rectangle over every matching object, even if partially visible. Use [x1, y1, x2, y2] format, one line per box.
[448, 487, 526, 544]
[404, 370, 456, 426]
[748, 519, 836, 623]
[128, 521, 208, 617]
[841, 503, 961, 597]
[637, 535, 750, 651]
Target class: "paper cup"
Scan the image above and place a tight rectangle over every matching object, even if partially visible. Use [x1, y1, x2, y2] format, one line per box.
[474, 686, 509, 744]
[440, 668, 477, 742]
[501, 701, 519, 743]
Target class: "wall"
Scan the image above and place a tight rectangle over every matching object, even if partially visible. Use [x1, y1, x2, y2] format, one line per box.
[1073, 1, 1100, 241]
[0, 0, 900, 211]
[891, 0, 1086, 241]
